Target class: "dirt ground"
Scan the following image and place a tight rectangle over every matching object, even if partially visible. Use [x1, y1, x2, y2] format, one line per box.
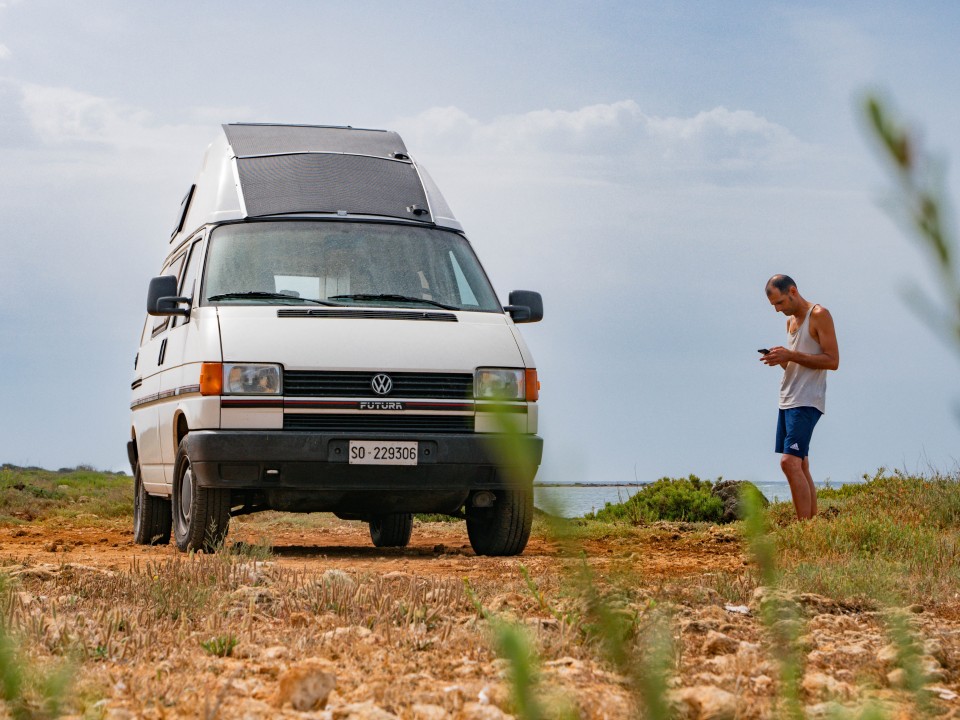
[1, 517, 958, 719]
[0, 516, 745, 580]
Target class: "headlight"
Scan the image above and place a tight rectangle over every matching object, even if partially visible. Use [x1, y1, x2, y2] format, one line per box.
[475, 368, 524, 400]
[223, 363, 282, 395]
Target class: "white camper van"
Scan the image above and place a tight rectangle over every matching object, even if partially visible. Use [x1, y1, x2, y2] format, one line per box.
[129, 124, 543, 556]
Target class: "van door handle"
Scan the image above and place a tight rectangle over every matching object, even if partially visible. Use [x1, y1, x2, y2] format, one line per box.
[158, 338, 168, 365]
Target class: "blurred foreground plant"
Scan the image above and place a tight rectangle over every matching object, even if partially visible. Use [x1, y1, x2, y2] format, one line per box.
[865, 94, 960, 352]
[0, 575, 75, 719]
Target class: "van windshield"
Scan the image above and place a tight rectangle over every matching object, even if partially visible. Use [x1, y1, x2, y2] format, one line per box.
[203, 221, 502, 312]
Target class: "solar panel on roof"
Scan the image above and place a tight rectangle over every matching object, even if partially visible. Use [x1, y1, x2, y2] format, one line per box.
[224, 124, 408, 158]
[236, 153, 431, 221]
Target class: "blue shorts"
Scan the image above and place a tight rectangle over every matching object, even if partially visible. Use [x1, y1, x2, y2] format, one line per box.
[775, 407, 822, 458]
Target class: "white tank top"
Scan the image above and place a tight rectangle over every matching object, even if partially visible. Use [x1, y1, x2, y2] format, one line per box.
[780, 304, 826, 412]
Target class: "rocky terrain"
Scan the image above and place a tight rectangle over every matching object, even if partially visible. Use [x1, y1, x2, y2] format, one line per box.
[1, 515, 958, 719]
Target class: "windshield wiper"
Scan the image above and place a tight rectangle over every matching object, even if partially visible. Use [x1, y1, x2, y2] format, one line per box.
[208, 292, 340, 306]
[328, 293, 459, 311]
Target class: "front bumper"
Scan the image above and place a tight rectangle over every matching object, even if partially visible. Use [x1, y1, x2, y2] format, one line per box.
[179, 430, 543, 515]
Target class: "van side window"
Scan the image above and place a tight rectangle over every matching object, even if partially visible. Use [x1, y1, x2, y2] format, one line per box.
[172, 239, 203, 327]
[151, 252, 186, 337]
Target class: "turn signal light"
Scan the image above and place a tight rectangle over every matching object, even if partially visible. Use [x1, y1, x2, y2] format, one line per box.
[200, 362, 223, 396]
[525, 368, 539, 402]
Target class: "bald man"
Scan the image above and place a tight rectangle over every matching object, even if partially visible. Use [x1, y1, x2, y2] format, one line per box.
[760, 275, 840, 519]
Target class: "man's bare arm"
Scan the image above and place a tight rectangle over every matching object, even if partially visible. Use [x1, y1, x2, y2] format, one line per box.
[787, 306, 840, 370]
[760, 306, 839, 370]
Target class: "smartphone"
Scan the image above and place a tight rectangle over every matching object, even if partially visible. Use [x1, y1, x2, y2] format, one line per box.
[758, 348, 770, 354]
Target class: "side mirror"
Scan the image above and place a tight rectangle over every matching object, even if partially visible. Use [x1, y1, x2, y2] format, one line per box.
[504, 290, 543, 323]
[147, 275, 191, 317]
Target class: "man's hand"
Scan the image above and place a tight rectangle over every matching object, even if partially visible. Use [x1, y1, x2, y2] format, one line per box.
[760, 346, 791, 367]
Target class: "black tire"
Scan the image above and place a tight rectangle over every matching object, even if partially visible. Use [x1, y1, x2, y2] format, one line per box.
[133, 462, 171, 545]
[172, 444, 231, 552]
[466, 486, 533, 556]
[369, 513, 413, 548]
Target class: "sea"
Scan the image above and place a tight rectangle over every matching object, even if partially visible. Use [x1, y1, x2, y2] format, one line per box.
[533, 480, 848, 518]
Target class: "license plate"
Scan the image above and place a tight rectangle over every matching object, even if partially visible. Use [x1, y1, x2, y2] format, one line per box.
[348, 440, 418, 465]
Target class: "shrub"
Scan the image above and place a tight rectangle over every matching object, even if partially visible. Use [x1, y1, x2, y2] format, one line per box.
[584, 475, 724, 524]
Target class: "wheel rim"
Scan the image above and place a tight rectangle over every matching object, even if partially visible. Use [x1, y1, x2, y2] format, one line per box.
[180, 464, 193, 523]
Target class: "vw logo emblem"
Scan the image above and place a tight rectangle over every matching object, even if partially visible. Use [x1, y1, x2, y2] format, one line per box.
[371, 374, 393, 396]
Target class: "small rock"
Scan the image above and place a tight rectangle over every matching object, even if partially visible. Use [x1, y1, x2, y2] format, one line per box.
[692, 672, 727, 686]
[887, 668, 908, 688]
[262, 645, 290, 660]
[723, 604, 750, 615]
[274, 660, 336, 711]
[105, 710, 135, 720]
[702, 655, 736, 675]
[924, 638, 947, 666]
[321, 626, 373, 642]
[802, 672, 855, 701]
[670, 685, 737, 720]
[737, 641, 762, 658]
[231, 586, 276, 605]
[332, 701, 398, 719]
[457, 703, 510, 720]
[711, 479, 768, 523]
[833, 643, 869, 658]
[877, 643, 899, 666]
[702, 631, 739, 657]
[752, 675, 773, 693]
[920, 655, 947, 682]
[412, 704, 447, 720]
[681, 619, 717, 634]
[322, 569, 357, 587]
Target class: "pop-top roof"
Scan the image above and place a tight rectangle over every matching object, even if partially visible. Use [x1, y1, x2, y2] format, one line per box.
[171, 123, 461, 244]
[222, 123, 409, 159]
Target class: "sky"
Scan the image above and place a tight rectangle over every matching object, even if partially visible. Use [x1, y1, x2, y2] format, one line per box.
[1, 1, 959, 487]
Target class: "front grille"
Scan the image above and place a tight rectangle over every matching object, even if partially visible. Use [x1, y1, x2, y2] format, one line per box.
[283, 413, 474, 433]
[284, 371, 473, 399]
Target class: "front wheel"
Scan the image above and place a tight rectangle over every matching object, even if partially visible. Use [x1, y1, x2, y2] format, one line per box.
[369, 513, 413, 548]
[466, 486, 533, 556]
[133, 462, 171, 545]
[172, 445, 231, 552]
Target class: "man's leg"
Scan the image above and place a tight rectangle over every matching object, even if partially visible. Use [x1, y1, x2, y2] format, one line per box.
[780, 454, 815, 519]
[801, 456, 817, 517]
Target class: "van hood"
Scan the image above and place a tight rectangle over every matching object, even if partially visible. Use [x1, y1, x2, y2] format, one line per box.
[216, 306, 524, 371]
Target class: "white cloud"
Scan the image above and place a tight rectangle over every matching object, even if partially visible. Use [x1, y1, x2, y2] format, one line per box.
[0, 44, 10, 60]
[395, 101, 809, 183]
[20, 82, 158, 148]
